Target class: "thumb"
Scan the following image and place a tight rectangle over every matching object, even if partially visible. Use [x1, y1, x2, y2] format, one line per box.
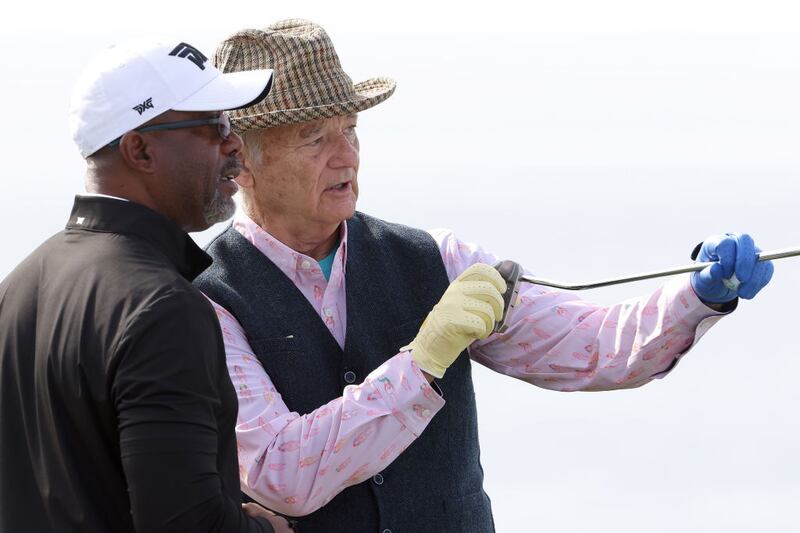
[696, 261, 725, 287]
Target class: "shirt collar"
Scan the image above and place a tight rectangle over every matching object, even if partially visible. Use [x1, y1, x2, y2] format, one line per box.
[78, 192, 129, 202]
[232, 209, 348, 280]
[65, 195, 212, 281]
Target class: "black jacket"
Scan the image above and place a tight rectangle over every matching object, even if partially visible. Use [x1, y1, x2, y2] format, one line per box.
[0, 196, 271, 533]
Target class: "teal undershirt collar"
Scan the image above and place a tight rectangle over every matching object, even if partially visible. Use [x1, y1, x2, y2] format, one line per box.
[317, 241, 339, 281]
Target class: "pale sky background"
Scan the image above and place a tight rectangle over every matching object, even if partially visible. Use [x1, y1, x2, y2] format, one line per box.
[2, 1, 800, 531]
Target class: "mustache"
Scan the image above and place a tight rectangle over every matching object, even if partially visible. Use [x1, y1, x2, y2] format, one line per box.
[220, 157, 242, 177]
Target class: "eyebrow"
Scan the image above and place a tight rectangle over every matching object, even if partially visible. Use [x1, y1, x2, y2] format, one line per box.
[298, 121, 324, 139]
[296, 114, 358, 140]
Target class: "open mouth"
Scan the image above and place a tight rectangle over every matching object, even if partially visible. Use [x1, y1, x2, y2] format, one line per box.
[220, 167, 241, 182]
[327, 180, 351, 191]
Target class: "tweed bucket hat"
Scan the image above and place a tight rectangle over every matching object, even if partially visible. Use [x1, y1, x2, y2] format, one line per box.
[214, 19, 396, 131]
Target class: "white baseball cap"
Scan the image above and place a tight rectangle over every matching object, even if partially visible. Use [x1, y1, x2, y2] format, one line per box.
[69, 38, 273, 158]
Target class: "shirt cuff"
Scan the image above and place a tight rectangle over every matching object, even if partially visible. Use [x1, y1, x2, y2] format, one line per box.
[651, 275, 731, 378]
[670, 274, 733, 323]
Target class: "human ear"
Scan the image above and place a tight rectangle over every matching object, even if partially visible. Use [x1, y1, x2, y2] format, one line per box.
[118, 133, 156, 174]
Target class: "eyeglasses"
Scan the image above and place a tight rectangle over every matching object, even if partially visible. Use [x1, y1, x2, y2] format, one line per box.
[107, 114, 232, 148]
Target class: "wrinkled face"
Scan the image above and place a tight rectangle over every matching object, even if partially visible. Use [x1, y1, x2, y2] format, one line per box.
[243, 114, 359, 229]
[146, 111, 243, 232]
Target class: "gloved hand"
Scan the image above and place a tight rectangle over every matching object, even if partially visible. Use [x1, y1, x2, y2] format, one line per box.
[690, 233, 774, 304]
[403, 263, 506, 378]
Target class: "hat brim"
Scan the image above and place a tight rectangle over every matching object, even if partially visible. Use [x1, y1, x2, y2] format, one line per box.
[230, 76, 396, 132]
[173, 68, 274, 112]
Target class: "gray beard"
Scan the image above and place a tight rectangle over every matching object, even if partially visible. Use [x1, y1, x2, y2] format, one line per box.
[204, 189, 236, 225]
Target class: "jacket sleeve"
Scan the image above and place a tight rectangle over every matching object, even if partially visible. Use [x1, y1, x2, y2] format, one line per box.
[111, 290, 273, 533]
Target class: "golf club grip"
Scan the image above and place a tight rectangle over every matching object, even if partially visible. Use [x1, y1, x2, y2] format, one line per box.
[492, 260, 523, 333]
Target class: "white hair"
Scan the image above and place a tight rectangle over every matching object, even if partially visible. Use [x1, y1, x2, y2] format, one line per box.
[240, 128, 267, 168]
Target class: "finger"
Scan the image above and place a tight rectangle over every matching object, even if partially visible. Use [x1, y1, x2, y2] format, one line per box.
[713, 236, 737, 279]
[456, 298, 495, 338]
[242, 503, 266, 518]
[700, 234, 725, 260]
[460, 280, 505, 318]
[457, 263, 507, 294]
[696, 261, 725, 287]
[733, 233, 756, 283]
[738, 260, 774, 299]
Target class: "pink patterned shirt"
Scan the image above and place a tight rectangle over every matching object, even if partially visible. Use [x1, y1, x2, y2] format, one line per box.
[207, 211, 726, 516]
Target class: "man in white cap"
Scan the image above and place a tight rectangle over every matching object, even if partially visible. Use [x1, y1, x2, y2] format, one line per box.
[195, 20, 774, 533]
[0, 39, 291, 532]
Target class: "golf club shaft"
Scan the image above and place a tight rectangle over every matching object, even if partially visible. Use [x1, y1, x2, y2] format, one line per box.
[518, 246, 800, 291]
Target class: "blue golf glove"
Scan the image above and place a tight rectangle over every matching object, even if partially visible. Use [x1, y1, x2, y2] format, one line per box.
[690, 233, 774, 304]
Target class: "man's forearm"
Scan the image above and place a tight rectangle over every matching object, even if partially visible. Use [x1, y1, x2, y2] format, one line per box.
[121, 428, 272, 533]
[236, 352, 444, 516]
[470, 275, 728, 391]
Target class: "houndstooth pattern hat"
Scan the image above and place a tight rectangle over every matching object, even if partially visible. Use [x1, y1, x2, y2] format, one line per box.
[214, 19, 396, 132]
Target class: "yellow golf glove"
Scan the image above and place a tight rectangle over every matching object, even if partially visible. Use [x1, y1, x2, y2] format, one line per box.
[403, 263, 506, 379]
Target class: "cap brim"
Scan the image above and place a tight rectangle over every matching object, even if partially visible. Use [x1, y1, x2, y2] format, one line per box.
[172, 68, 273, 112]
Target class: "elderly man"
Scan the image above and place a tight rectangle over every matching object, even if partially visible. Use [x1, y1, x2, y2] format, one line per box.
[0, 39, 290, 532]
[195, 20, 774, 533]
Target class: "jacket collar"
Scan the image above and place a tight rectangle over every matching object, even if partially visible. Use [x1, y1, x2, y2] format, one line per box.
[66, 195, 212, 281]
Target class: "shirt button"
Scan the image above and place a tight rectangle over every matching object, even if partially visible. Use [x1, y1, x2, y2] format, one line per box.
[324, 308, 333, 317]
[372, 473, 384, 486]
[422, 409, 431, 418]
[343, 371, 357, 384]
[300, 260, 311, 269]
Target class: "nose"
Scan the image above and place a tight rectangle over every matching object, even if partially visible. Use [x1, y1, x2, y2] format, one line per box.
[222, 130, 244, 157]
[328, 131, 359, 169]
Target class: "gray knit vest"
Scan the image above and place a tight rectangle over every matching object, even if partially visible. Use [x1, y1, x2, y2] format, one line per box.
[195, 212, 494, 533]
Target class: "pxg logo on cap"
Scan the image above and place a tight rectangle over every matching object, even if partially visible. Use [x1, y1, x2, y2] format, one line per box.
[69, 38, 273, 158]
[132, 98, 154, 116]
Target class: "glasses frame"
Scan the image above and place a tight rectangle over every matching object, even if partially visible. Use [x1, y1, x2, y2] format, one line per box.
[107, 114, 231, 148]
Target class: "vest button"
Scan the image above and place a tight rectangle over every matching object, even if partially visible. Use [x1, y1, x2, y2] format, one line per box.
[343, 370, 357, 384]
[372, 473, 384, 485]
[383, 530, 392, 533]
